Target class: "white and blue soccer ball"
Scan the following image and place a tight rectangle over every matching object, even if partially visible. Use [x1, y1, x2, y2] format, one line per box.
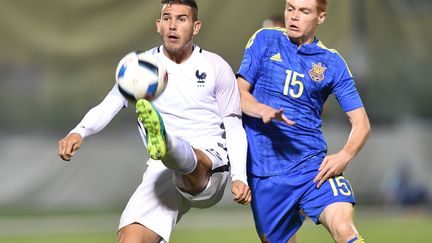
[115, 52, 168, 101]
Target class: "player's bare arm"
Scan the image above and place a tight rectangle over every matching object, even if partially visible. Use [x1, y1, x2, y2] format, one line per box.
[237, 76, 295, 125]
[314, 107, 371, 188]
[58, 133, 83, 161]
[231, 180, 252, 205]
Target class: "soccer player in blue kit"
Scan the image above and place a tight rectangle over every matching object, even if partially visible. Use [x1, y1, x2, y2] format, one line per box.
[236, 0, 371, 242]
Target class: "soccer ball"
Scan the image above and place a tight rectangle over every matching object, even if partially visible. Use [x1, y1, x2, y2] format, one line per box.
[115, 52, 168, 101]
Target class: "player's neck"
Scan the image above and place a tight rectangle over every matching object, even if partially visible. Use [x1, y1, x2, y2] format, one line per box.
[163, 45, 194, 64]
[289, 35, 315, 47]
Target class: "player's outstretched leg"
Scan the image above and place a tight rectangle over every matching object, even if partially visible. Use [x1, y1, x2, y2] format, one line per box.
[320, 202, 362, 243]
[136, 99, 167, 160]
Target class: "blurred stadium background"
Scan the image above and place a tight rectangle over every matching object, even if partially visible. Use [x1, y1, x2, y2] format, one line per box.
[1, 0, 431, 242]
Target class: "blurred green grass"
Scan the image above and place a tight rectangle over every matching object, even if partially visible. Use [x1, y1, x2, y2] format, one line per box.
[0, 208, 430, 243]
[172, 216, 432, 242]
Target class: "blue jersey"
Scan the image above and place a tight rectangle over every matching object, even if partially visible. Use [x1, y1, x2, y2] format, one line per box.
[237, 28, 363, 176]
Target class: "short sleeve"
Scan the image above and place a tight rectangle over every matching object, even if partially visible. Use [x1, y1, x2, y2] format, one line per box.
[332, 55, 364, 112]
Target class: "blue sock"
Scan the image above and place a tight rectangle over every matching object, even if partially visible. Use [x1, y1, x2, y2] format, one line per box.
[347, 235, 364, 243]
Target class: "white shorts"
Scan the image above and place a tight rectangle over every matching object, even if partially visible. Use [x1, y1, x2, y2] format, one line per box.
[118, 143, 230, 242]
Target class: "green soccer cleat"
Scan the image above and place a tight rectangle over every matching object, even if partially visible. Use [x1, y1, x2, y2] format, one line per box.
[136, 99, 167, 160]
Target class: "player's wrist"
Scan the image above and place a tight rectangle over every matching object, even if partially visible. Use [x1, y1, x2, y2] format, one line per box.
[231, 175, 248, 185]
[339, 148, 355, 161]
[69, 127, 86, 140]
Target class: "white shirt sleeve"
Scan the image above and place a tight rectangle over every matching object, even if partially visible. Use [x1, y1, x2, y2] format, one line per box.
[208, 52, 242, 117]
[69, 85, 128, 139]
[222, 115, 248, 185]
[208, 52, 247, 184]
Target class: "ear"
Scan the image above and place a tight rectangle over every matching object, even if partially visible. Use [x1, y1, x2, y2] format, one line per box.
[156, 19, 161, 33]
[317, 11, 326, 25]
[192, 21, 201, 35]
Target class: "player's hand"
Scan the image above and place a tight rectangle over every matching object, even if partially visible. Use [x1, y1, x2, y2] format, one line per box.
[261, 107, 295, 126]
[57, 133, 83, 161]
[231, 180, 252, 205]
[313, 150, 352, 188]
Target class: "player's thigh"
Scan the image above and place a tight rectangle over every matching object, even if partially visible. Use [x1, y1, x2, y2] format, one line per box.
[319, 202, 360, 242]
[319, 202, 355, 229]
[174, 148, 213, 194]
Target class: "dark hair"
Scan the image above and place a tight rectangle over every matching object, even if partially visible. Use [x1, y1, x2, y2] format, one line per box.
[316, 0, 327, 13]
[161, 0, 198, 21]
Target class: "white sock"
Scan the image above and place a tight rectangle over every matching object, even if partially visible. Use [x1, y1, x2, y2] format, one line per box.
[162, 135, 197, 175]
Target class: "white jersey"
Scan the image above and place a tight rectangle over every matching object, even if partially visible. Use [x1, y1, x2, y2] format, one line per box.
[69, 45, 248, 242]
[142, 45, 241, 146]
[69, 45, 247, 183]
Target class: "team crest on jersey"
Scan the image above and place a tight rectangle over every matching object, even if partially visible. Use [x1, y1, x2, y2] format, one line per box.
[195, 70, 207, 87]
[308, 62, 327, 82]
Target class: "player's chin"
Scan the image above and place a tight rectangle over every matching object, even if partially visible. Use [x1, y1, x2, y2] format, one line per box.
[163, 41, 182, 52]
[287, 31, 302, 40]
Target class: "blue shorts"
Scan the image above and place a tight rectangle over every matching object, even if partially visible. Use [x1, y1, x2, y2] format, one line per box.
[249, 163, 356, 242]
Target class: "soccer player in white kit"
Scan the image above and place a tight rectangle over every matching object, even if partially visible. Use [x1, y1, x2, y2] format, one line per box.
[57, 1, 251, 242]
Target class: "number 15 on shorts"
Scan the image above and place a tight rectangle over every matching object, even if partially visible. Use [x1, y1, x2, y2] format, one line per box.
[328, 176, 353, 196]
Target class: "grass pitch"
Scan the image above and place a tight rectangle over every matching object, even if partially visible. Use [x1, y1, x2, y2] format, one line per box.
[0, 207, 430, 242]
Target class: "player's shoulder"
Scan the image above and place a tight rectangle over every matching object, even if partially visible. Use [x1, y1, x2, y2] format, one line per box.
[315, 41, 346, 62]
[197, 46, 230, 66]
[315, 40, 353, 76]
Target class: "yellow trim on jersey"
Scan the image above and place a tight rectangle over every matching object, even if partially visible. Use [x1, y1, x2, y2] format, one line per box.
[317, 40, 337, 53]
[317, 41, 353, 77]
[246, 27, 287, 49]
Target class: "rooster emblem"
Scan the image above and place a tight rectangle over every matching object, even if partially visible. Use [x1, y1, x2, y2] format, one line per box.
[195, 70, 207, 83]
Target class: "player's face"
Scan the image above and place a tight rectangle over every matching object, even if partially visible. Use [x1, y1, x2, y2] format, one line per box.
[157, 4, 201, 60]
[284, 0, 326, 45]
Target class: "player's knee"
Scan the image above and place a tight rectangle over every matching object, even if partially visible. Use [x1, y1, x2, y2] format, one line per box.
[117, 223, 161, 243]
[330, 222, 358, 243]
[175, 173, 209, 195]
[174, 153, 212, 195]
